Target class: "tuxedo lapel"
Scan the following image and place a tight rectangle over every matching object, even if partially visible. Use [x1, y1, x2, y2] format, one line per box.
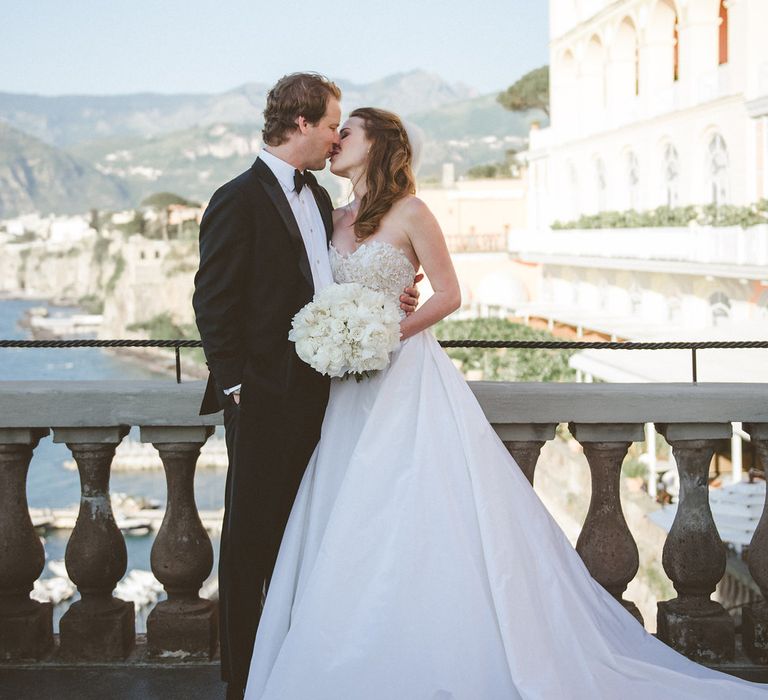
[305, 171, 334, 242]
[252, 158, 314, 291]
[318, 195, 334, 243]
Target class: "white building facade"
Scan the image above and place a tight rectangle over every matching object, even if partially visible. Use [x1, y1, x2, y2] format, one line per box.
[509, 0, 768, 388]
[527, 0, 768, 227]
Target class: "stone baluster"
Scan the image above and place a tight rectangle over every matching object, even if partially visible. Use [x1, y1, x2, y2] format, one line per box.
[53, 427, 134, 660]
[0, 428, 52, 660]
[656, 423, 734, 662]
[141, 426, 217, 659]
[569, 423, 644, 624]
[742, 422, 768, 662]
[494, 423, 557, 485]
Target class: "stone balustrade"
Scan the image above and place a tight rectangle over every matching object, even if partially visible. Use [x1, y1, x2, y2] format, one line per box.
[444, 232, 508, 254]
[0, 380, 767, 680]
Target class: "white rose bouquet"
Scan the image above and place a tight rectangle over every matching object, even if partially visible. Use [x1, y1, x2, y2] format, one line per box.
[288, 283, 401, 380]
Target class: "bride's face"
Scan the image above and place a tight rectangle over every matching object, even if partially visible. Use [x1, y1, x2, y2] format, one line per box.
[329, 117, 370, 178]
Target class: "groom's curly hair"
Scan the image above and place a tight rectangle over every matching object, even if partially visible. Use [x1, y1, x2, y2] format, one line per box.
[350, 108, 416, 240]
[262, 72, 341, 146]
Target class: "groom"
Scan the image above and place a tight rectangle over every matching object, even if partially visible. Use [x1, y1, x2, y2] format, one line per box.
[193, 73, 418, 698]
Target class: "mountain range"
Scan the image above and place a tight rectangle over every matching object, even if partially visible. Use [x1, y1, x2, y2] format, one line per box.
[0, 122, 131, 218]
[0, 70, 544, 218]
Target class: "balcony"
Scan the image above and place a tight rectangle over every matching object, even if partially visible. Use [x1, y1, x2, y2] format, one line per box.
[507, 224, 768, 278]
[1, 380, 768, 695]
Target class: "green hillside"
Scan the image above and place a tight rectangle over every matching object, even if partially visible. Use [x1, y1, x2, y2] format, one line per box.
[409, 92, 546, 140]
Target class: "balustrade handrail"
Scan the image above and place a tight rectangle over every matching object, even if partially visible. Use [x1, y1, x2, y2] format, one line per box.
[1, 381, 766, 427]
[2, 338, 768, 384]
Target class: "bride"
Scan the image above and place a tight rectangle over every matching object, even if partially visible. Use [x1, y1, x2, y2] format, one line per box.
[243, 108, 766, 699]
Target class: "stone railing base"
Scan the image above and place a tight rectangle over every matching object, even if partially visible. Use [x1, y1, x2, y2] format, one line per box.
[1, 635, 766, 691]
[0, 636, 225, 700]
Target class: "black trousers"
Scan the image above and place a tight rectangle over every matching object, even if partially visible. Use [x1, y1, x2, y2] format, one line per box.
[218, 382, 327, 693]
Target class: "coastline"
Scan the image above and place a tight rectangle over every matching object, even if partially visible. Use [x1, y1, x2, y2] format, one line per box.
[5, 293, 208, 381]
[0, 290, 82, 306]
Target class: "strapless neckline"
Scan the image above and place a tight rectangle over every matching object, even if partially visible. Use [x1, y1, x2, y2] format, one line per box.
[329, 240, 417, 276]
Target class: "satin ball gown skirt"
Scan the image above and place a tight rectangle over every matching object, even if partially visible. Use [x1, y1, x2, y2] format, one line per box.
[244, 331, 767, 700]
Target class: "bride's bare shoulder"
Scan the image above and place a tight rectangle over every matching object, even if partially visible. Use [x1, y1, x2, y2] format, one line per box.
[391, 195, 439, 234]
[391, 195, 433, 221]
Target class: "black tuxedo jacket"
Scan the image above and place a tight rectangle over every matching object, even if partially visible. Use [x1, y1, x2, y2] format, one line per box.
[193, 157, 333, 414]
[192, 157, 334, 690]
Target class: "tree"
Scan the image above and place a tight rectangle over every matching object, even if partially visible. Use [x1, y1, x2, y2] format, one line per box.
[140, 192, 200, 209]
[466, 163, 505, 180]
[466, 149, 521, 181]
[497, 66, 550, 118]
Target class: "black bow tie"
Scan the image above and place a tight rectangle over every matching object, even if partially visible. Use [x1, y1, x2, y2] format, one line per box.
[294, 169, 307, 194]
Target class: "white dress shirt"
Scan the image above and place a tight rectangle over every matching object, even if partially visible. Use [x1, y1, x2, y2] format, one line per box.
[258, 148, 334, 291]
[225, 149, 334, 396]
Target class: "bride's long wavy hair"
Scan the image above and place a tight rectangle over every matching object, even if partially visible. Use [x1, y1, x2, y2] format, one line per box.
[350, 107, 416, 240]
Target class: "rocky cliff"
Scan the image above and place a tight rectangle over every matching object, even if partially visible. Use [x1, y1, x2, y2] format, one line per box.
[2, 231, 199, 341]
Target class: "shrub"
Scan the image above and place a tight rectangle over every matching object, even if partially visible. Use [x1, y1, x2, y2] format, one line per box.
[433, 317, 576, 382]
[552, 202, 768, 230]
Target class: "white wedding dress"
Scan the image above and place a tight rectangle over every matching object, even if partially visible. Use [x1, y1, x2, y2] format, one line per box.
[244, 240, 766, 699]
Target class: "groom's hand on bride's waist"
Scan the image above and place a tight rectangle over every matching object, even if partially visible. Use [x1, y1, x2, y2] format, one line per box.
[400, 273, 423, 316]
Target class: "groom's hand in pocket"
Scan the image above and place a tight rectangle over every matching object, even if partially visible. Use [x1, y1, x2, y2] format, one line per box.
[400, 273, 424, 316]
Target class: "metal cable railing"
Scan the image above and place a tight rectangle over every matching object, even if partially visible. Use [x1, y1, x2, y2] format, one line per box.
[3, 339, 768, 384]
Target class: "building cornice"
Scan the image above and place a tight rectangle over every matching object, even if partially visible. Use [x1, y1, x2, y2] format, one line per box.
[517, 252, 768, 281]
[746, 95, 768, 118]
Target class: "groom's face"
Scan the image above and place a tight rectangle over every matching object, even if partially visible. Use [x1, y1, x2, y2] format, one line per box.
[300, 97, 341, 171]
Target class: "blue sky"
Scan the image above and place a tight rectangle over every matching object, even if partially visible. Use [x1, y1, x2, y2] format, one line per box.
[2, 0, 549, 96]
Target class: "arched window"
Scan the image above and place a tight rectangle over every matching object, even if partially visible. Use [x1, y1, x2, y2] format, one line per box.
[673, 16, 680, 81]
[646, 0, 680, 90]
[567, 161, 580, 220]
[663, 143, 680, 208]
[719, 0, 729, 65]
[709, 291, 731, 326]
[556, 49, 578, 127]
[626, 150, 640, 210]
[668, 294, 682, 322]
[595, 157, 607, 211]
[583, 35, 606, 114]
[707, 133, 729, 205]
[598, 277, 610, 310]
[611, 18, 639, 101]
[757, 288, 768, 320]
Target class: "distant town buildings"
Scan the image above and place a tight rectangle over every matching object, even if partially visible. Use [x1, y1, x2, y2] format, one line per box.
[417, 168, 534, 311]
[2, 213, 93, 247]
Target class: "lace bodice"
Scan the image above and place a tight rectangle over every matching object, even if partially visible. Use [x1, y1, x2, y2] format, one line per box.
[329, 241, 417, 315]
